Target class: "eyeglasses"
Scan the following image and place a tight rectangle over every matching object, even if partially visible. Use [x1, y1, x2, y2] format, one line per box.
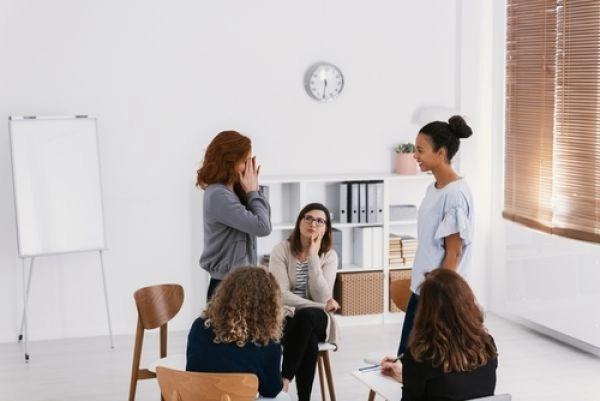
[302, 215, 327, 226]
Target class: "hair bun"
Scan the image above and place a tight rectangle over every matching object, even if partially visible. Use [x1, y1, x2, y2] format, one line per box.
[448, 115, 473, 139]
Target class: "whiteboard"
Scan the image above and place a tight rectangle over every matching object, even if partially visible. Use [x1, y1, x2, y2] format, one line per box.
[9, 116, 106, 257]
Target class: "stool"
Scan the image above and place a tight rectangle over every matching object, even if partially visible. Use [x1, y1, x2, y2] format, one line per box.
[317, 342, 337, 401]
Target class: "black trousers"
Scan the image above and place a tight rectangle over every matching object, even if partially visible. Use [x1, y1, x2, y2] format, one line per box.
[206, 278, 222, 301]
[397, 292, 419, 356]
[281, 307, 327, 401]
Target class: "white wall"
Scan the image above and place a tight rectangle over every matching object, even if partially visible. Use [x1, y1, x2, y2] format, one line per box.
[0, 0, 496, 342]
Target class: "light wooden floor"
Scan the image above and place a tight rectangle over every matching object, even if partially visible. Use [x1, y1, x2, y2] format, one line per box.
[1, 313, 599, 401]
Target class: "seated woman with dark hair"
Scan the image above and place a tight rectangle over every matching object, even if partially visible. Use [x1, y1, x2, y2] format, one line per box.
[381, 268, 498, 401]
[268, 202, 340, 401]
[186, 266, 290, 401]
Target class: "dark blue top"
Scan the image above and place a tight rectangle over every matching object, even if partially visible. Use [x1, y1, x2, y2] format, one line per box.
[186, 317, 283, 398]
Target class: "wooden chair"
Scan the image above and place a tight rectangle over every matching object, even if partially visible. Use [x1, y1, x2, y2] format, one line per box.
[316, 341, 337, 401]
[389, 278, 412, 313]
[156, 366, 259, 401]
[128, 284, 185, 401]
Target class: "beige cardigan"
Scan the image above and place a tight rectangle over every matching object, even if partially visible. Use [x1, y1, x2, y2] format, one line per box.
[268, 241, 339, 343]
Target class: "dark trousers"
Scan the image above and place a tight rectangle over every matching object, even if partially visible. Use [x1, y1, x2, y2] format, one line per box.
[282, 307, 327, 401]
[398, 292, 419, 356]
[206, 278, 222, 301]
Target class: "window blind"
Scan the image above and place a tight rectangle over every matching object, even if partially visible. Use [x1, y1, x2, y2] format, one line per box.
[504, 0, 600, 243]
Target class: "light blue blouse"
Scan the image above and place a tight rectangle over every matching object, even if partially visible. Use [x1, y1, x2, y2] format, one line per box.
[411, 178, 474, 293]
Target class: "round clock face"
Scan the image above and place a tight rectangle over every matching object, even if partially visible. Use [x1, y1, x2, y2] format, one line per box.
[304, 62, 344, 102]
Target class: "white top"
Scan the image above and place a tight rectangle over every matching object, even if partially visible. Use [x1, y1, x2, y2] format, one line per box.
[411, 178, 474, 293]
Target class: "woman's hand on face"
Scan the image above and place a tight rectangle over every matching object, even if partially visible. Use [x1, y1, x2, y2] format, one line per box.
[239, 156, 260, 192]
[308, 232, 322, 256]
[325, 298, 340, 312]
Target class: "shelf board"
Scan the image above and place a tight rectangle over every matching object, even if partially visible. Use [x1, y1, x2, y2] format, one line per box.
[271, 223, 295, 230]
[332, 222, 383, 229]
[261, 172, 433, 184]
[388, 219, 418, 226]
[271, 222, 384, 230]
[337, 266, 383, 273]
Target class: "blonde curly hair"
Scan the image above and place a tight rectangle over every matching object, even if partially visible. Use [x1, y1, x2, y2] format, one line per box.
[203, 266, 284, 346]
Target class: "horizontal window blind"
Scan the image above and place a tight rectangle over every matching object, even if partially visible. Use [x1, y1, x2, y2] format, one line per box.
[504, 0, 600, 243]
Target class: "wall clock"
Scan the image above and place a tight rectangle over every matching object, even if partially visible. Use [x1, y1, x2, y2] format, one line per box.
[304, 62, 344, 102]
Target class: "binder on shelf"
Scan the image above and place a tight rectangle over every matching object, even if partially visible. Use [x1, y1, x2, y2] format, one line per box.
[332, 228, 343, 269]
[375, 181, 384, 223]
[371, 226, 383, 268]
[349, 182, 360, 223]
[259, 185, 270, 202]
[338, 182, 349, 223]
[366, 181, 378, 223]
[353, 226, 373, 267]
[358, 181, 367, 223]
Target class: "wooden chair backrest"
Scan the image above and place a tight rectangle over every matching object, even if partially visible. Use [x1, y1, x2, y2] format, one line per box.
[134, 284, 184, 330]
[156, 366, 259, 401]
[129, 284, 185, 401]
[389, 279, 411, 312]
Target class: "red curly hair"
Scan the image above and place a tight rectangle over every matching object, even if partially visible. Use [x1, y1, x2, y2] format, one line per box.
[203, 266, 283, 346]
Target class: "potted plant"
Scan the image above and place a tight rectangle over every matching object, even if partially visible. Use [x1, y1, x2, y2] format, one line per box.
[394, 142, 418, 174]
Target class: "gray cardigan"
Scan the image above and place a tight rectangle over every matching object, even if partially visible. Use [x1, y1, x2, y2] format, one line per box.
[200, 184, 271, 279]
[269, 240, 339, 342]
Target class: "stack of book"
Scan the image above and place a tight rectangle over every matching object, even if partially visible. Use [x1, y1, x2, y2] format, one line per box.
[389, 235, 404, 268]
[388, 234, 417, 268]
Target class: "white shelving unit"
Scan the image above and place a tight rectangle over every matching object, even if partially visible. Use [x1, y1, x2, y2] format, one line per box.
[259, 173, 432, 322]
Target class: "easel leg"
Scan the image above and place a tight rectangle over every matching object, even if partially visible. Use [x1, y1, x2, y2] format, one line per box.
[99, 250, 114, 348]
[19, 257, 34, 362]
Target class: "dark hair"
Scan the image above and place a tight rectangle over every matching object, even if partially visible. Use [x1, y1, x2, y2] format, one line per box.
[203, 266, 283, 346]
[419, 115, 472, 162]
[287, 203, 333, 257]
[196, 130, 251, 189]
[409, 268, 497, 373]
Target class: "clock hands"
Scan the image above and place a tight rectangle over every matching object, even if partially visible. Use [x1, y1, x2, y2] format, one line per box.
[322, 79, 328, 100]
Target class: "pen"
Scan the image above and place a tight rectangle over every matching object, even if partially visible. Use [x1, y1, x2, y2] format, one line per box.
[358, 356, 402, 372]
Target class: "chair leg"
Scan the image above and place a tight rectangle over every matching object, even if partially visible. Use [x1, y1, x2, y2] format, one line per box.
[129, 320, 144, 401]
[321, 350, 336, 401]
[159, 324, 168, 401]
[317, 352, 326, 401]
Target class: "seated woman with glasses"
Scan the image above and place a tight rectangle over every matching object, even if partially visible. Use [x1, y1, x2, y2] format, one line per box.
[268, 203, 340, 401]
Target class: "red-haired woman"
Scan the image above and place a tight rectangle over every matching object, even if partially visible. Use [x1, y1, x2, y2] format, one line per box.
[196, 130, 271, 300]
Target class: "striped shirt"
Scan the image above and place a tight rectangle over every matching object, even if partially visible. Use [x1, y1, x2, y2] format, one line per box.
[292, 260, 309, 298]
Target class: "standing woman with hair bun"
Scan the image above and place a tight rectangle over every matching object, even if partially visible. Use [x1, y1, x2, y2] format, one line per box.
[196, 130, 272, 301]
[390, 115, 475, 359]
